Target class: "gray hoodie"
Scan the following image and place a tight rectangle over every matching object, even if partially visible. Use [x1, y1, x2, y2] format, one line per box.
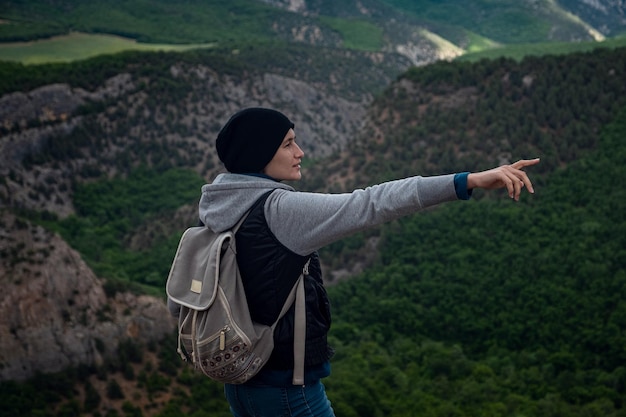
[199, 172, 460, 256]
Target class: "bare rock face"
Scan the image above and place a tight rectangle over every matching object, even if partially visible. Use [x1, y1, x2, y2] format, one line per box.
[0, 211, 175, 381]
[0, 84, 84, 129]
[0, 74, 135, 131]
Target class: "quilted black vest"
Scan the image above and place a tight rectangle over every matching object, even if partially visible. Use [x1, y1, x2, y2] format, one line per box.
[235, 191, 333, 370]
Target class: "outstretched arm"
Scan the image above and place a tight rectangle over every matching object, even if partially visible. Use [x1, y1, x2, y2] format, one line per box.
[467, 158, 540, 201]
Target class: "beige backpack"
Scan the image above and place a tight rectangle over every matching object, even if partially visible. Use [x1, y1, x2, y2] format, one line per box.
[166, 213, 308, 385]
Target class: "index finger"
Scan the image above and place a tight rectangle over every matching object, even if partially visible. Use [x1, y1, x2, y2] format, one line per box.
[511, 158, 541, 170]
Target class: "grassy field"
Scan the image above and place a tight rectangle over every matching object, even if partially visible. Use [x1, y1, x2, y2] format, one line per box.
[319, 17, 384, 51]
[457, 35, 626, 62]
[3, 30, 624, 66]
[0, 32, 214, 64]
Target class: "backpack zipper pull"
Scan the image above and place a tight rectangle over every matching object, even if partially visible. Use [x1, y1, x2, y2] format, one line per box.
[219, 330, 226, 351]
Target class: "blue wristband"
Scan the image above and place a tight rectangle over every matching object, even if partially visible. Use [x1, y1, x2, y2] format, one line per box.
[454, 172, 473, 200]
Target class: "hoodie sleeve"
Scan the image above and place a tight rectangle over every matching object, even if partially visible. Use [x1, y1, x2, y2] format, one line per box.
[265, 174, 459, 256]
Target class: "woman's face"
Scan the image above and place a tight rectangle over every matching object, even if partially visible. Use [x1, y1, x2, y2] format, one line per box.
[263, 128, 304, 181]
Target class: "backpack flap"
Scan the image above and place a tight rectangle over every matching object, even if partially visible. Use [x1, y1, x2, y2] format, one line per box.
[166, 226, 235, 310]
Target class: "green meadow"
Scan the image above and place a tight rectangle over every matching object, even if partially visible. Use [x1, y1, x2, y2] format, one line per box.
[457, 34, 626, 62]
[3, 29, 624, 67]
[0, 32, 214, 64]
[319, 17, 384, 51]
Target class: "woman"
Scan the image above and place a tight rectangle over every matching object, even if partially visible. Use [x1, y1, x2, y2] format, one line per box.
[184, 107, 539, 417]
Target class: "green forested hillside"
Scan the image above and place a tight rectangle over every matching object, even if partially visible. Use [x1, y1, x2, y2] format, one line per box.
[381, 0, 598, 43]
[324, 107, 626, 416]
[0, 0, 289, 44]
[0, 40, 404, 101]
[304, 46, 626, 195]
[47, 167, 205, 295]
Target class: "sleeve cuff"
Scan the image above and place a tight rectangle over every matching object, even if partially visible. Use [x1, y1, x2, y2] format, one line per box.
[454, 172, 473, 200]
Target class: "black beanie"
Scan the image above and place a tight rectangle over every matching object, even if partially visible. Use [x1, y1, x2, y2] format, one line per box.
[216, 107, 295, 173]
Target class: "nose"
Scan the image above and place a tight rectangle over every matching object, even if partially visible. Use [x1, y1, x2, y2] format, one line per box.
[294, 142, 304, 158]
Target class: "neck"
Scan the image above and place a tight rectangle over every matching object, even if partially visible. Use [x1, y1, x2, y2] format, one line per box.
[239, 172, 281, 182]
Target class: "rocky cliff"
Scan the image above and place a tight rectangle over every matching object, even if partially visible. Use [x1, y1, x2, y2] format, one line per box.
[0, 210, 175, 381]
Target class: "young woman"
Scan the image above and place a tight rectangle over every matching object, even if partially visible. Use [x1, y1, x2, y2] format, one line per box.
[173, 107, 539, 417]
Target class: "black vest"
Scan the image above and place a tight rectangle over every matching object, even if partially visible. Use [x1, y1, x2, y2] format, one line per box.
[236, 191, 333, 370]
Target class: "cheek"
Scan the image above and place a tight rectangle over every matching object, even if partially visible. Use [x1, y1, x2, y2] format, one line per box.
[277, 152, 291, 167]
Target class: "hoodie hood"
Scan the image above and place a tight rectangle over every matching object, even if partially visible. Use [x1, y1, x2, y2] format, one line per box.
[199, 173, 295, 232]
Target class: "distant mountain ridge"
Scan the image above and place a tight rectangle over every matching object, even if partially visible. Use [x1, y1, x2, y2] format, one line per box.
[1, 0, 625, 67]
[558, 0, 626, 34]
[0, 46, 388, 218]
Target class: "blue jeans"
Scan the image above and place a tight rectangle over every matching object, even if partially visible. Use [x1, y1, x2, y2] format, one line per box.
[224, 380, 336, 417]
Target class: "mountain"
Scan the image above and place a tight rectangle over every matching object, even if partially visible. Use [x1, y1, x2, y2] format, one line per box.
[557, 0, 626, 35]
[1, 0, 625, 67]
[0, 46, 392, 217]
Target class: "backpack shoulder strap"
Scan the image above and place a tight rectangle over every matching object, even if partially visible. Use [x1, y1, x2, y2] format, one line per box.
[292, 260, 308, 385]
[270, 259, 309, 385]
